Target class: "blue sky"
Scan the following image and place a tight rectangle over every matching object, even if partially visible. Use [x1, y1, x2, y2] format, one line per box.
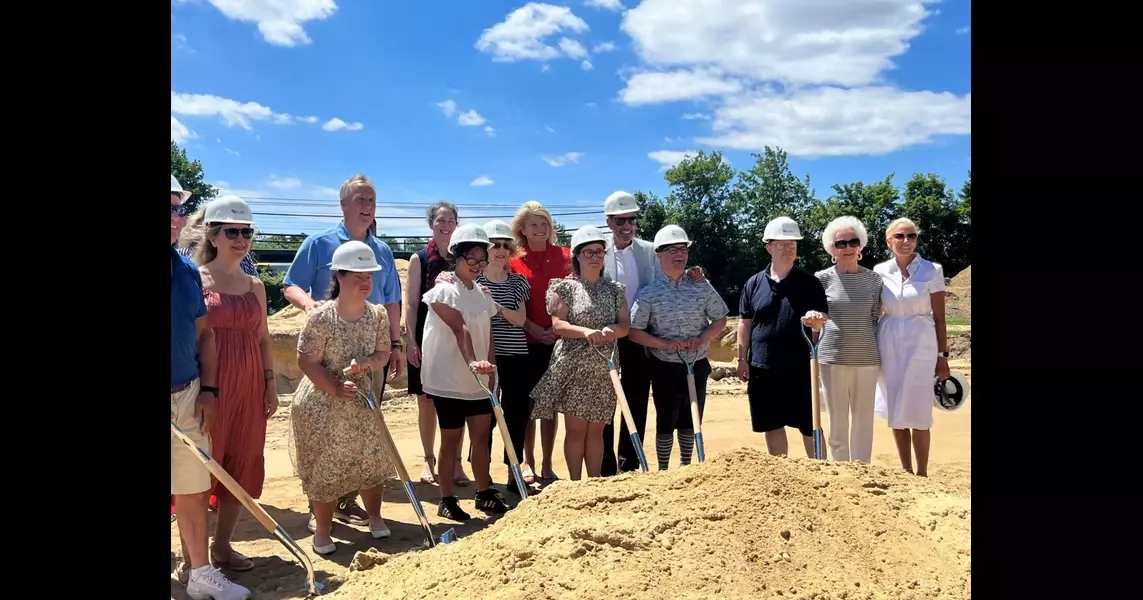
[171, 0, 971, 237]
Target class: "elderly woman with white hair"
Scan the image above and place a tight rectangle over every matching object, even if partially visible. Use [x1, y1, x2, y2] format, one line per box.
[873, 218, 950, 476]
[803, 216, 883, 463]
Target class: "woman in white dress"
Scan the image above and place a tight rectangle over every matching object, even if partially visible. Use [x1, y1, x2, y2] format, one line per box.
[873, 218, 951, 477]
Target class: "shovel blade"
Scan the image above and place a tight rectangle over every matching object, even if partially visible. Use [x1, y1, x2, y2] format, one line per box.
[813, 429, 825, 460]
[439, 528, 459, 544]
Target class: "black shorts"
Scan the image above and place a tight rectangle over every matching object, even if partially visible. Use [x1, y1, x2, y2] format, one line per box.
[746, 364, 814, 438]
[430, 395, 492, 430]
[406, 310, 428, 395]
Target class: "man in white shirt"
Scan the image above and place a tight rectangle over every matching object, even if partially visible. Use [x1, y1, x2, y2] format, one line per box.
[600, 191, 710, 474]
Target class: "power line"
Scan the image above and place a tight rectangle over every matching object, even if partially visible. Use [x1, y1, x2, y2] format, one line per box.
[251, 209, 602, 220]
[240, 196, 607, 210]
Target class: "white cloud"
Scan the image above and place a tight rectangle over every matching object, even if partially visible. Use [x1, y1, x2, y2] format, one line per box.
[475, 3, 590, 63]
[593, 41, 616, 53]
[322, 117, 364, 132]
[267, 176, 302, 189]
[619, 69, 743, 105]
[542, 152, 584, 167]
[171, 91, 296, 130]
[559, 37, 588, 59]
[171, 116, 198, 144]
[697, 87, 971, 158]
[585, 0, 624, 11]
[581, 60, 594, 71]
[615, 0, 970, 158]
[956, 25, 970, 35]
[458, 110, 486, 126]
[298, 116, 319, 124]
[225, 148, 240, 156]
[545, 125, 556, 133]
[172, 33, 194, 54]
[202, 0, 338, 47]
[471, 175, 495, 187]
[484, 125, 497, 137]
[648, 150, 698, 171]
[436, 100, 458, 117]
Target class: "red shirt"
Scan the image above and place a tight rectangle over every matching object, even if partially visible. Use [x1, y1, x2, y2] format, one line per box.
[509, 242, 572, 344]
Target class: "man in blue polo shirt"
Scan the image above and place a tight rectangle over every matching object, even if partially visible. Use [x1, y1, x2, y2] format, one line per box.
[170, 175, 250, 600]
[282, 173, 404, 530]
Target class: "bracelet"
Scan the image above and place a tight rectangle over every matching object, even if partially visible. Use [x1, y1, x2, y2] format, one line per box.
[390, 341, 403, 350]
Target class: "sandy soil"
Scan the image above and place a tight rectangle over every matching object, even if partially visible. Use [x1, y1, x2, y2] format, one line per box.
[170, 360, 970, 600]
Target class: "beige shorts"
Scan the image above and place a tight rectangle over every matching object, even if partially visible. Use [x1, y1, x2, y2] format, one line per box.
[171, 378, 212, 495]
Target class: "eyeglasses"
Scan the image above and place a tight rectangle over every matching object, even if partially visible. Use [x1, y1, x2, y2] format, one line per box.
[463, 256, 489, 267]
[893, 232, 918, 241]
[170, 204, 189, 217]
[222, 227, 255, 240]
[579, 249, 605, 259]
[491, 241, 513, 250]
[833, 238, 861, 249]
[611, 216, 638, 226]
[660, 245, 689, 255]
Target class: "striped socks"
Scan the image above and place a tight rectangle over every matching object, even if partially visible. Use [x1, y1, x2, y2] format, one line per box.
[678, 429, 695, 466]
[656, 433, 673, 471]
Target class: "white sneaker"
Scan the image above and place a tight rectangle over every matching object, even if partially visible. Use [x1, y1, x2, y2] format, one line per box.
[186, 565, 250, 600]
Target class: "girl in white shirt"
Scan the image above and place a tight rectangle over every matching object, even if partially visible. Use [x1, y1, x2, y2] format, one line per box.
[420, 224, 512, 519]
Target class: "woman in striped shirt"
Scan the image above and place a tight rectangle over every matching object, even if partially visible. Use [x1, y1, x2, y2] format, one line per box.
[474, 220, 534, 493]
[810, 216, 883, 463]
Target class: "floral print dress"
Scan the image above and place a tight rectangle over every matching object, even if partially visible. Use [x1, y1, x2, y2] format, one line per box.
[288, 302, 396, 502]
[530, 277, 627, 423]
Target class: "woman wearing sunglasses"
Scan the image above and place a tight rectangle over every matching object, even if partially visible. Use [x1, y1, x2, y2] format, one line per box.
[806, 216, 883, 463]
[873, 218, 949, 477]
[185, 196, 277, 571]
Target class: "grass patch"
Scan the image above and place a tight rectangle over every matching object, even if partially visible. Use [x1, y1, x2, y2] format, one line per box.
[946, 315, 971, 327]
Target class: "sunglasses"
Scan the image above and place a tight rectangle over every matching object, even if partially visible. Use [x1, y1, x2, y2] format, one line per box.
[491, 240, 513, 250]
[611, 217, 638, 226]
[222, 227, 255, 240]
[893, 232, 918, 241]
[170, 204, 190, 217]
[833, 238, 861, 250]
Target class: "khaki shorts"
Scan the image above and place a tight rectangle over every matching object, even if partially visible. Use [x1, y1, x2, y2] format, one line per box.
[171, 378, 212, 495]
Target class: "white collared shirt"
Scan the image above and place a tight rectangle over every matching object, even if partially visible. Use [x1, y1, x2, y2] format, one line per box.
[614, 243, 640, 308]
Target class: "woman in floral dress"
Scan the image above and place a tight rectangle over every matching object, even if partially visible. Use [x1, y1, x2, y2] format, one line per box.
[530, 226, 630, 481]
[290, 240, 397, 556]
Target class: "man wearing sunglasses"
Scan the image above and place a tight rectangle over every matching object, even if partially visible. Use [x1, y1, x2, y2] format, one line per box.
[599, 191, 706, 476]
[282, 173, 404, 531]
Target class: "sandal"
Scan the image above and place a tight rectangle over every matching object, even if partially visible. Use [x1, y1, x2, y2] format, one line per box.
[520, 464, 537, 485]
[453, 463, 473, 487]
[420, 456, 437, 485]
[210, 545, 254, 571]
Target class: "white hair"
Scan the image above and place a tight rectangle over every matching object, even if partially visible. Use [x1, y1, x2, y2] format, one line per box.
[885, 217, 922, 239]
[821, 215, 869, 257]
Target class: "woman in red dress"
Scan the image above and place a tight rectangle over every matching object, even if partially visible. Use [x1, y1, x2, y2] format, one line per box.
[174, 196, 276, 574]
[508, 201, 572, 482]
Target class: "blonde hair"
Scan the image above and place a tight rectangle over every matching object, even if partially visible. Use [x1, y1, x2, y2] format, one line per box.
[178, 208, 207, 250]
[510, 201, 559, 248]
[885, 217, 922, 239]
[339, 173, 377, 202]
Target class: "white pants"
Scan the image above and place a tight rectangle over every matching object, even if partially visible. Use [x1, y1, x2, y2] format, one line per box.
[820, 364, 879, 463]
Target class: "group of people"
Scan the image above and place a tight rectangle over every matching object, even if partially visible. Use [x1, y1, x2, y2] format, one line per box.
[169, 171, 952, 597]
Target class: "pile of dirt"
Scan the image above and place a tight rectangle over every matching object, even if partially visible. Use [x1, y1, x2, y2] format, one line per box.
[945, 266, 971, 319]
[949, 266, 970, 289]
[331, 448, 970, 600]
[266, 259, 412, 393]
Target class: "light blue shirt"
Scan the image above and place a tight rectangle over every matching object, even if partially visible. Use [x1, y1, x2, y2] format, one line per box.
[283, 221, 402, 305]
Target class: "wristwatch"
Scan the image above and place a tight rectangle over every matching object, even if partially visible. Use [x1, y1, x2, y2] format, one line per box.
[937, 351, 949, 358]
[263, 369, 275, 381]
[201, 385, 219, 397]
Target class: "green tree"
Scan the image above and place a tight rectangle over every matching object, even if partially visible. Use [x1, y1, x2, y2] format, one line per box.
[171, 141, 218, 214]
[730, 147, 818, 275]
[958, 171, 971, 221]
[805, 175, 901, 271]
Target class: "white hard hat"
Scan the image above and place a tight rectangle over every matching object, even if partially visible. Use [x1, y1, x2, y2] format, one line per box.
[449, 223, 493, 255]
[653, 224, 692, 251]
[763, 216, 803, 242]
[483, 219, 514, 240]
[933, 370, 970, 412]
[570, 225, 607, 251]
[204, 195, 255, 225]
[171, 175, 192, 202]
[331, 240, 383, 272]
[603, 191, 640, 216]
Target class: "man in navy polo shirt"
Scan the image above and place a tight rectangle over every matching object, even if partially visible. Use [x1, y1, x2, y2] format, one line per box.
[170, 175, 249, 600]
[283, 173, 404, 530]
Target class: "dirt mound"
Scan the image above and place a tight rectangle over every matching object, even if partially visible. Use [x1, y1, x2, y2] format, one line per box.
[331, 448, 970, 600]
[949, 266, 970, 289]
[949, 330, 971, 361]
